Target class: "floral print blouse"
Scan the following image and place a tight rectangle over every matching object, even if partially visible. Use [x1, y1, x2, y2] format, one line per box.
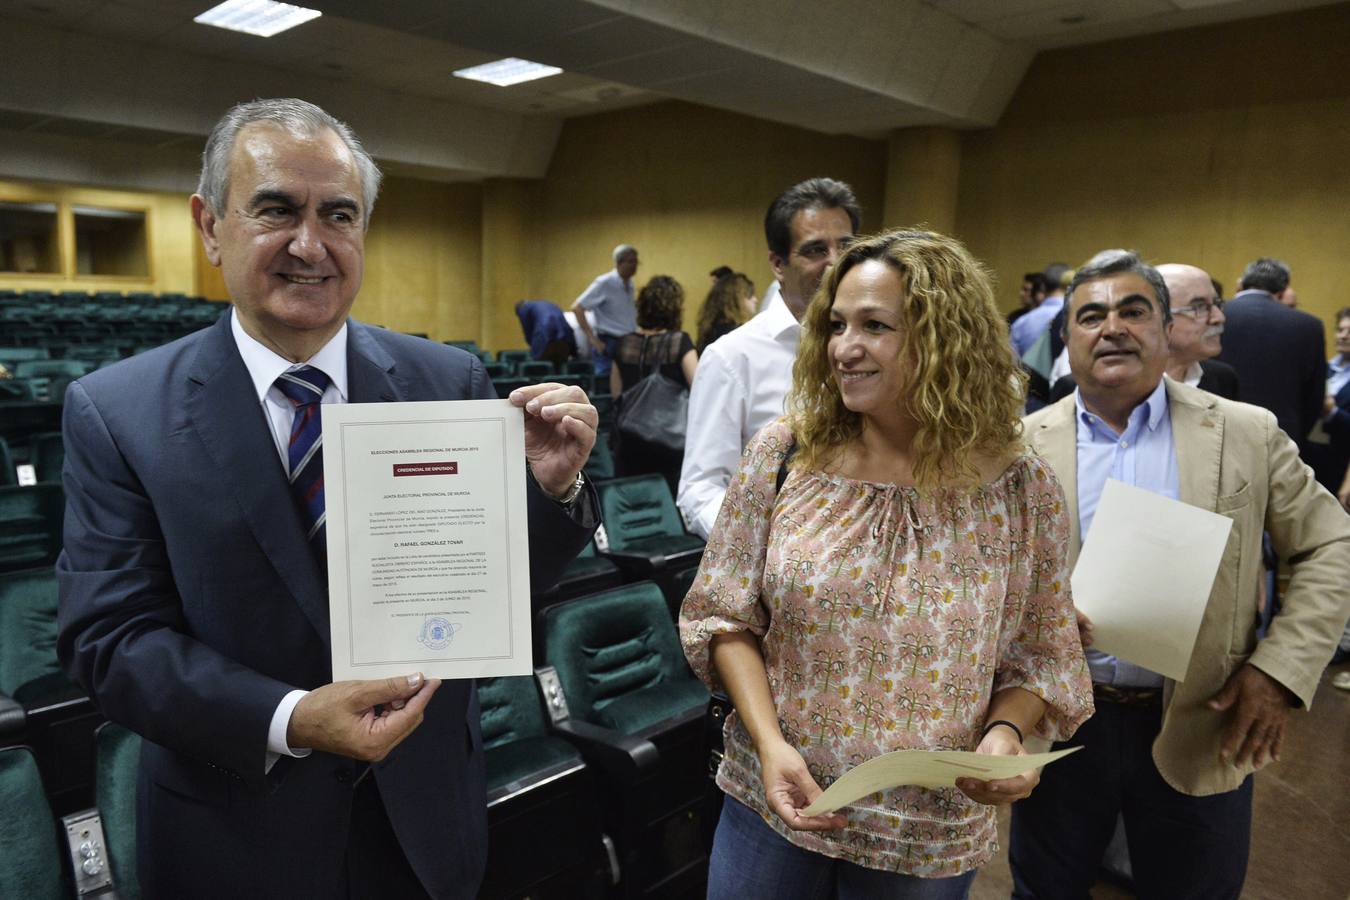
[680, 419, 1093, 877]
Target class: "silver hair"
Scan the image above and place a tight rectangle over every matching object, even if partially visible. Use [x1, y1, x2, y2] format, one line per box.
[196, 98, 383, 229]
[1064, 249, 1172, 327]
[612, 244, 638, 264]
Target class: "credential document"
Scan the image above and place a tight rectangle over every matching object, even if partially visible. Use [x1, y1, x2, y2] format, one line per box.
[323, 399, 531, 681]
[800, 747, 1081, 816]
[1071, 478, 1233, 681]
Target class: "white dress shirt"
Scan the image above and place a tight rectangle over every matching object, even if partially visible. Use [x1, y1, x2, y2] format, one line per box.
[677, 292, 800, 538]
[756, 278, 781, 315]
[230, 310, 349, 770]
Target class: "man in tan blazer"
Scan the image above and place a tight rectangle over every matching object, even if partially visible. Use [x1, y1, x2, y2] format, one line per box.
[1009, 251, 1350, 900]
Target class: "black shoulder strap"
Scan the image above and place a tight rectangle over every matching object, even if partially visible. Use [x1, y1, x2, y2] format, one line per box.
[775, 439, 798, 494]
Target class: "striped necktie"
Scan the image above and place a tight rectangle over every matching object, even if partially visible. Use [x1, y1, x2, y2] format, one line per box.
[275, 366, 332, 562]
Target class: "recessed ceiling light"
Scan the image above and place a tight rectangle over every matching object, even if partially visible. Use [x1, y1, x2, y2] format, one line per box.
[194, 0, 321, 38]
[453, 58, 564, 87]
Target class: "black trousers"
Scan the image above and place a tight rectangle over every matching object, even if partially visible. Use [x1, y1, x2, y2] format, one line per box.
[343, 774, 432, 900]
[1009, 699, 1253, 900]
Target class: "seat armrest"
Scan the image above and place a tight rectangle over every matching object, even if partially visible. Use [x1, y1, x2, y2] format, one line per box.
[598, 550, 664, 575]
[0, 692, 26, 737]
[550, 719, 661, 785]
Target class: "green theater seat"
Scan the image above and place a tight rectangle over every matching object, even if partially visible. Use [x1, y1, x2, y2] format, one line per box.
[0, 568, 82, 710]
[0, 437, 14, 486]
[516, 360, 555, 379]
[479, 676, 584, 794]
[29, 433, 63, 484]
[0, 746, 65, 900]
[95, 722, 142, 900]
[540, 582, 711, 898]
[476, 676, 610, 899]
[0, 485, 63, 574]
[583, 430, 615, 482]
[595, 475, 705, 615]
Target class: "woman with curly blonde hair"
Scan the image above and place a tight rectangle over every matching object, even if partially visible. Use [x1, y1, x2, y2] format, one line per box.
[681, 230, 1092, 899]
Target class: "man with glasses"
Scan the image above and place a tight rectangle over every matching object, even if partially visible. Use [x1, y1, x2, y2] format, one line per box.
[677, 177, 858, 537]
[1158, 263, 1239, 400]
[1010, 249, 1350, 900]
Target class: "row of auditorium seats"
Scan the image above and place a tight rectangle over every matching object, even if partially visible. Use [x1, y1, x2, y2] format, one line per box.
[0, 578, 715, 898]
[0, 292, 223, 357]
[1, 384, 715, 898]
[1, 309, 716, 895]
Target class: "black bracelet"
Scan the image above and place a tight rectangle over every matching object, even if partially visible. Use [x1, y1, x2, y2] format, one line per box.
[982, 719, 1024, 744]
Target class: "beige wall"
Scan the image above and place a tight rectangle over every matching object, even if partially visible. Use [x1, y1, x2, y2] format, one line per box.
[354, 177, 483, 341]
[955, 4, 1350, 344]
[8, 4, 1347, 351]
[0, 179, 196, 295]
[529, 101, 887, 341]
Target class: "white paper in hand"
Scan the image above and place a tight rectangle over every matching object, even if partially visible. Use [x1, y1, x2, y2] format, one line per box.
[800, 747, 1081, 816]
[1071, 478, 1232, 681]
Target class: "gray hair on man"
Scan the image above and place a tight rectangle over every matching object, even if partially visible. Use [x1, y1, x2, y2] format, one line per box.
[1064, 249, 1172, 329]
[612, 244, 638, 264]
[196, 98, 383, 228]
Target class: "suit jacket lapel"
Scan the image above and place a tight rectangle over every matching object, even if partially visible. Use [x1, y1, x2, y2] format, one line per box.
[184, 315, 331, 644]
[1167, 379, 1223, 512]
[1030, 397, 1081, 559]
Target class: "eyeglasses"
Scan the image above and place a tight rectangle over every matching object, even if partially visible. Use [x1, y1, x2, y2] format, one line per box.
[1170, 298, 1224, 320]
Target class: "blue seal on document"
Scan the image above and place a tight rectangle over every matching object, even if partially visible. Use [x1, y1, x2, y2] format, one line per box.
[418, 617, 460, 651]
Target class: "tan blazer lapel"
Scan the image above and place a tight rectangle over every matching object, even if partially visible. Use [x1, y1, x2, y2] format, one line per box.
[1166, 379, 1223, 513]
[1027, 397, 1082, 560]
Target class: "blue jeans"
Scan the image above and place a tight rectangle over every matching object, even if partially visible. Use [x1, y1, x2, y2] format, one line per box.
[592, 334, 621, 377]
[706, 797, 977, 900]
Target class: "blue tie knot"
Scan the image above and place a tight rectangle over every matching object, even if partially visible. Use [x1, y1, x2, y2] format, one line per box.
[275, 366, 331, 407]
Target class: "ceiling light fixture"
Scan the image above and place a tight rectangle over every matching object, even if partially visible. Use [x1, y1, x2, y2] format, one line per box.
[453, 58, 564, 87]
[194, 0, 321, 38]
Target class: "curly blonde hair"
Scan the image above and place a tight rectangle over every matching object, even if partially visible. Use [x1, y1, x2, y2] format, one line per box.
[787, 229, 1026, 486]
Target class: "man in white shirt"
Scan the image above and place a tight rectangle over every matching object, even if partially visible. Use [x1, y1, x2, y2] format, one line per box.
[677, 177, 859, 538]
[573, 244, 639, 377]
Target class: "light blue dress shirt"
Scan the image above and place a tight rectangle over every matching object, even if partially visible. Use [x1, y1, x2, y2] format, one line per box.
[1328, 354, 1350, 399]
[574, 269, 637, 337]
[1010, 294, 1064, 357]
[1075, 379, 1179, 688]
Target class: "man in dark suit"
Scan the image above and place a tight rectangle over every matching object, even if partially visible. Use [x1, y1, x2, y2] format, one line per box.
[56, 99, 598, 900]
[1158, 263, 1240, 400]
[1217, 257, 1325, 452]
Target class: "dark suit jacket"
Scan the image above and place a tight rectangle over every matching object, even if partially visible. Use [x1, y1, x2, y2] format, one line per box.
[1196, 358, 1240, 400]
[56, 314, 596, 900]
[515, 300, 574, 360]
[1216, 290, 1325, 450]
[1310, 373, 1350, 491]
[1048, 359, 1240, 404]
